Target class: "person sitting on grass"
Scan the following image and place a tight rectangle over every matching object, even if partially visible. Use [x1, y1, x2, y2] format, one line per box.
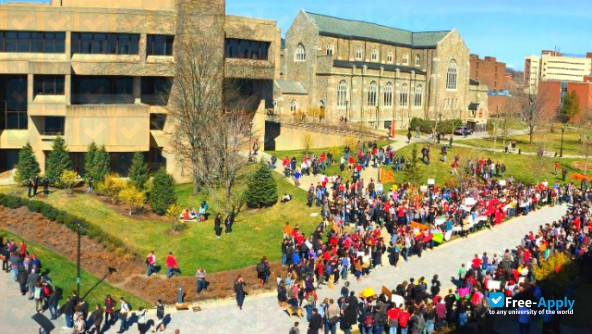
[281, 193, 292, 204]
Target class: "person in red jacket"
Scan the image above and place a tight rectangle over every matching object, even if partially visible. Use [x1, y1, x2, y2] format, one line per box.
[166, 252, 180, 279]
[398, 307, 411, 333]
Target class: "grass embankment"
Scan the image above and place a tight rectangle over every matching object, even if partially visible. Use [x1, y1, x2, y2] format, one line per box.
[462, 127, 591, 157]
[381, 144, 584, 188]
[0, 172, 319, 275]
[0, 230, 148, 308]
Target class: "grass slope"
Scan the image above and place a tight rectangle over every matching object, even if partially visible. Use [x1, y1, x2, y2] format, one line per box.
[0, 230, 148, 308]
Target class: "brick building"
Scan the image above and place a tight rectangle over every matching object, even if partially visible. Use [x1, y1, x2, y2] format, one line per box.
[539, 78, 592, 123]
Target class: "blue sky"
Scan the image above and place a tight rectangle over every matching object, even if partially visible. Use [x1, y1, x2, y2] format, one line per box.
[227, 0, 592, 71]
[9, 0, 592, 70]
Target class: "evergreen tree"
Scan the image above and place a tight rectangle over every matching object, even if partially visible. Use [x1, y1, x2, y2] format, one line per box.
[149, 168, 177, 215]
[245, 164, 278, 208]
[15, 142, 40, 184]
[92, 146, 111, 183]
[45, 136, 71, 185]
[129, 151, 149, 190]
[84, 142, 98, 180]
[404, 144, 424, 186]
[560, 91, 580, 123]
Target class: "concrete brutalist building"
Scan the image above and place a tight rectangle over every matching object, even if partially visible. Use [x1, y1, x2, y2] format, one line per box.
[0, 0, 280, 180]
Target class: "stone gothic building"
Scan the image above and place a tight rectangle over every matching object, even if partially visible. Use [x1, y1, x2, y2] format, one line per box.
[276, 11, 488, 131]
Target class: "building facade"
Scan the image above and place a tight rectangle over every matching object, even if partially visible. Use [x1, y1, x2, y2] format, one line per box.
[469, 54, 512, 115]
[524, 51, 592, 94]
[0, 0, 280, 179]
[538, 78, 592, 123]
[275, 11, 487, 131]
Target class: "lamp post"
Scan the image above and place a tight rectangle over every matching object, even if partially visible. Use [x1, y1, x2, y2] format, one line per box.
[345, 100, 349, 123]
[560, 124, 566, 157]
[75, 220, 82, 298]
[375, 105, 379, 130]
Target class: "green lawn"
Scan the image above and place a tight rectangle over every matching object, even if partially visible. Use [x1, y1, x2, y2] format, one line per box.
[383, 144, 584, 187]
[1, 171, 319, 275]
[462, 127, 592, 157]
[0, 230, 148, 308]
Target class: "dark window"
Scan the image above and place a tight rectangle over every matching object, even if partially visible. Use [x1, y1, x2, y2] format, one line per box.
[71, 32, 140, 55]
[0, 31, 65, 53]
[43, 116, 65, 135]
[141, 77, 172, 105]
[150, 113, 167, 130]
[71, 75, 134, 104]
[224, 38, 270, 60]
[147, 35, 174, 56]
[34, 75, 65, 96]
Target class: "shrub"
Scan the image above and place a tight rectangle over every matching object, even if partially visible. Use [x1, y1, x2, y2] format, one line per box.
[118, 185, 146, 216]
[166, 203, 184, 231]
[60, 170, 81, 193]
[410, 117, 463, 134]
[149, 169, 177, 215]
[95, 173, 127, 203]
[15, 142, 40, 185]
[128, 152, 149, 190]
[245, 164, 278, 208]
[45, 136, 72, 185]
[533, 252, 576, 296]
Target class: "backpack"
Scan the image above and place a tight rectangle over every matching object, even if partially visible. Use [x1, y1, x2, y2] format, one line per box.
[364, 313, 374, 327]
[256, 262, 266, 273]
[145, 257, 151, 265]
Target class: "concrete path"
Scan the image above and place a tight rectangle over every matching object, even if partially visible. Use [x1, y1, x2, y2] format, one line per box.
[151, 204, 567, 334]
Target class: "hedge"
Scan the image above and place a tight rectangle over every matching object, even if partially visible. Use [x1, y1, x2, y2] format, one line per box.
[409, 117, 463, 134]
[0, 193, 138, 258]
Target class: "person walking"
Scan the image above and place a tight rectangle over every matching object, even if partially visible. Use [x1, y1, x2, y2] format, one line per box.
[43, 177, 49, 195]
[195, 267, 207, 296]
[33, 176, 39, 196]
[146, 251, 156, 277]
[165, 252, 179, 279]
[104, 295, 116, 328]
[87, 303, 103, 334]
[27, 178, 33, 198]
[225, 213, 234, 233]
[407, 130, 412, 144]
[136, 307, 147, 334]
[289, 321, 300, 334]
[234, 274, 247, 310]
[153, 299, 166, 332]
[116, 297, 130, 333]
[47, 287, 62, 320]
[214, 213, 222, 238]
[307, 308, 323, 334]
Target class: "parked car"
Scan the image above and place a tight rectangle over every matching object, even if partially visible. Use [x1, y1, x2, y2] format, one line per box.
[454, 126, 473, 136]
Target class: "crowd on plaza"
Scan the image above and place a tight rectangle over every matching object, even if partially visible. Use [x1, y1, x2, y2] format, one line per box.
[272, 141, 591, 333]
[0, 237, 172, 333]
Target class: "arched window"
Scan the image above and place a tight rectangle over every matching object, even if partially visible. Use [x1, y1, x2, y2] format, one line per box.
[295, 43, 306, 61]
[355, 46, 363, 60]
[446, 60, 458, 90]
[326, 43, 333, 56]
[319, 100, 325, 110]
[336, 80, 348, 107]
[402, 54, 409, 65]
[414, 84, 423, 107]
[399, 84, 409, 106]
[383, 82, 393, 107]
[386, 51, 393, 63]
[290, 100, 298, 112]
[367, 81, 377, 106]
[371, 49, 378, 61]
[415, 55, 421, 66]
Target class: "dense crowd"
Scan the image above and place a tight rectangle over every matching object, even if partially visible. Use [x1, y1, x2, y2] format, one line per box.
[273, 142, 591, 334]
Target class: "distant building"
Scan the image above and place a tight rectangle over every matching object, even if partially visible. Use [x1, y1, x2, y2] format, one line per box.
[539, 78, 592, 123]
[524, 50, 592, 94]
[275, 11, 488, 131]
[469, 54, 509, 115]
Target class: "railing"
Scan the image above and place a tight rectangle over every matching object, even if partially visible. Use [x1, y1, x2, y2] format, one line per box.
[265, 112, 384, 139]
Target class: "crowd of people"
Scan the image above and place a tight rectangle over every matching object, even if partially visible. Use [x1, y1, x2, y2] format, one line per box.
[270, 141, 591, 333]
[0, 237, 174, 333]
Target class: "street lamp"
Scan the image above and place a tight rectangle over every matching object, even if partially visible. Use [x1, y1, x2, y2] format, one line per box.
[75, 220, 83, 298]
[560, 124, 566, 157]
[345, 100, 349, 123]
[375, 105, 379, 130]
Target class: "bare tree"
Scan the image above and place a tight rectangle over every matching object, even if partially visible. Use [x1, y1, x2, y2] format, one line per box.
[167, 3, 253, 216]
[515, 90, 553, 144]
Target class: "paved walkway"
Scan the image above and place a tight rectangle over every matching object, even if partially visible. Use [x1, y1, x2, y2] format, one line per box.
[152, 204, 567, 334]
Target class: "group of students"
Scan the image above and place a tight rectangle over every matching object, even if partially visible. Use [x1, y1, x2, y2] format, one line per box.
[0, 236, 171, 333]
